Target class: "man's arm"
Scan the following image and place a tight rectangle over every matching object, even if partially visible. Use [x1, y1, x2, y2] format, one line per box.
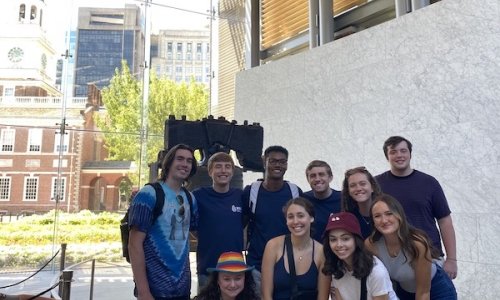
[437, 215, 458, 279]
[128, 228, 154, 300]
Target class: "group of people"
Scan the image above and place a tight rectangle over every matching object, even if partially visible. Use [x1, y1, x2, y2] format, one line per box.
[126, 136, 458, 300]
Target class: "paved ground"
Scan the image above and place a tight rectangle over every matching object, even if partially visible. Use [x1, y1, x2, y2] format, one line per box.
[0, 253, 199, 299]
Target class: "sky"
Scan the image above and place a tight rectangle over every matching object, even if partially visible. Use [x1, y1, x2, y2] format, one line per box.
[46, 0, 211, 50]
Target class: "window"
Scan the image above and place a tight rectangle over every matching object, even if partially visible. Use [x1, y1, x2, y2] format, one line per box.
[167, 42, 172, 53]
[187, 43, 192, 53]
[175, 66, 183, 73]
[196, 43, 202, 53]
[19, 4, 26, 21]
[4, 87, 14, 96]
[1, 129, 15, 152]
[51, 177, 66, 202]
[176, 42, 183, 60]
[30, 5, 37, 20]
[28, 128, 42, 152]
[186, 53, 192, 61]
[54, 132, 69, 153]
[0, 177, 11, 201]
[24, 177, 38, 201]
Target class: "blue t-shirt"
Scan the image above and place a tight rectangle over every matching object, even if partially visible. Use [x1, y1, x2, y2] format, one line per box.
[128, 182, 197, 298]
[351, 207, 373, 239]
[303, 189, 341, 242]
[376, 170, 451, 254]
[243, 182, 303, 271]
[193, 187, 246, 276]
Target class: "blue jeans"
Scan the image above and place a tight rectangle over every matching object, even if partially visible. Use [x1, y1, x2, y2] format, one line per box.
[396, 265, 457, 300]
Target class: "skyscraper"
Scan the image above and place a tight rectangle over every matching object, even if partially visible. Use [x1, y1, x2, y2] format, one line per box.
[74, 5, 144, 97]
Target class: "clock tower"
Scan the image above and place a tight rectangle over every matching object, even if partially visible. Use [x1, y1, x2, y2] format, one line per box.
[0, 0, 60, 97]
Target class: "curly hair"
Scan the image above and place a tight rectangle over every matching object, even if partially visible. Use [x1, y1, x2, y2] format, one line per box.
[369, 194, 440, 267]
[321, 233, 374, 280]
[194, 271, 258, 300]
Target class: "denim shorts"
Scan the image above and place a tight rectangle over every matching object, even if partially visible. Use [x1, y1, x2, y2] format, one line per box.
[396, 265, 457, 300]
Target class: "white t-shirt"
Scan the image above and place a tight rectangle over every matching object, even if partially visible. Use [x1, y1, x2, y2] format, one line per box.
[332, 256, 398, 300]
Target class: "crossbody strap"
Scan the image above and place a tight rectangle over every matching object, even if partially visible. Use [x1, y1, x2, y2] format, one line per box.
[360, 275, 367, 300]
[285, 234, 299, 296]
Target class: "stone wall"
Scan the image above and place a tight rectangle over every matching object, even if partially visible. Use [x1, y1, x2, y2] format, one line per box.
[234, 0, 500, 297]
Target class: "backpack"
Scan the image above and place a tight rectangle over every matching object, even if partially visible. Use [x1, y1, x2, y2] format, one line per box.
[248, 180, 300, 214]
[120, 182, 193, 262]
[246, 181, 300, 250]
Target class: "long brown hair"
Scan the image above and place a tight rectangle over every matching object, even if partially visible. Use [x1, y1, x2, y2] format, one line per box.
[369, 194, 440, 266]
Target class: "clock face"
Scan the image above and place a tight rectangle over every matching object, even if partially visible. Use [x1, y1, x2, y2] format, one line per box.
[8, 47, 24, 63]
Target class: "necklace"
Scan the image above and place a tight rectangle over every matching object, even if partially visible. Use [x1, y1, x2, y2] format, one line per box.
[294, 238, 311, 261]
[361, 215, 371, 225]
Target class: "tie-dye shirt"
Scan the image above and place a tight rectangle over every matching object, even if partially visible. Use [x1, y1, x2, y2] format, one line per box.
[129, 181, 197, 298]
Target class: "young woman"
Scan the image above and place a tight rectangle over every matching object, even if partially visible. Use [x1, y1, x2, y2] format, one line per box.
[261, 197, 328, 300]
[195, 251, 258, 300]
[341, 167, 382, 238]
[366, 194, 457, 300]
[319, 212, 398, 300]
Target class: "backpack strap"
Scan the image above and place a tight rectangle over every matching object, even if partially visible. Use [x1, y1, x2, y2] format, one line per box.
[286, 181, 300, 199]
[249, 181, 299, 215]
[249, 181, 262, 214]
[147, 182, 165, 223]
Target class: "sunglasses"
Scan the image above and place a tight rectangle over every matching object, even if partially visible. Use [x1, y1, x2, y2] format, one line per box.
[176, 195, 185, 217]
[345, 166, 368, 176]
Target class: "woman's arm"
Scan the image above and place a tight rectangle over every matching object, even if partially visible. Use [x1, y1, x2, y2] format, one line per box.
[372, 295, 389, 300]
[413, 239, 432, 300]
[261, 236, 280, 300]
[315, 243, 332, 300]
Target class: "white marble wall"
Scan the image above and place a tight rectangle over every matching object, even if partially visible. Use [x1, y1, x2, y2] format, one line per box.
[234, 0, 500, 298]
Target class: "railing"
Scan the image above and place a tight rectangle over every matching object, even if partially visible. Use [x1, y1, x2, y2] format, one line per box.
[0, 96, 88, 108]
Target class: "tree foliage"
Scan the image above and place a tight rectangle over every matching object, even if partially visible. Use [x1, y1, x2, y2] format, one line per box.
[95, 61, 208, 174]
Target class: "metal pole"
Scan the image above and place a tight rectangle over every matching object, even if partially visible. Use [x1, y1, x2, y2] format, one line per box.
[138, 0, 152, 187]
[308, 0, 319, 48]
[60, 270, 73, 300]
[319, 0, 333, 45]
[58, 243, 67, 296]
[89, 259, 95, 300]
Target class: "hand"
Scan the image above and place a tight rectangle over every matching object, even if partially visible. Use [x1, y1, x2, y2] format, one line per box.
[443, 258, 457, 279]
[330, 286, 336, 300]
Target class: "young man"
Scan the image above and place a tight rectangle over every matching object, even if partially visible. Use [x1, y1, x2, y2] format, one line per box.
[375, 136, 458, 279]
[192, 152, 246, 290]
[242, 145, 302, 293]
[303, 160, 341, 242]
[128, 144, 198, 300]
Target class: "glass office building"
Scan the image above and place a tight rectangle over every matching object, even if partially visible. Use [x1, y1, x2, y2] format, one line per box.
[74, 5, 143, 97]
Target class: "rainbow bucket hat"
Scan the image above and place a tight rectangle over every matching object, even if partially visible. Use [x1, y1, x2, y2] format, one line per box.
[207, 252, 254, 273]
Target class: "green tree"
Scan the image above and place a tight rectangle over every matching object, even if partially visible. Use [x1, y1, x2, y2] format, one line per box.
[95, 61, 208, 181]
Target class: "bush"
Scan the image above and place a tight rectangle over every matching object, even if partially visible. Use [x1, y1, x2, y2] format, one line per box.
[0, 211, 125, 268]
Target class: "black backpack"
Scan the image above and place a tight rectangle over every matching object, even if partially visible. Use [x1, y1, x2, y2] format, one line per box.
[120, 182, 193, 262]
